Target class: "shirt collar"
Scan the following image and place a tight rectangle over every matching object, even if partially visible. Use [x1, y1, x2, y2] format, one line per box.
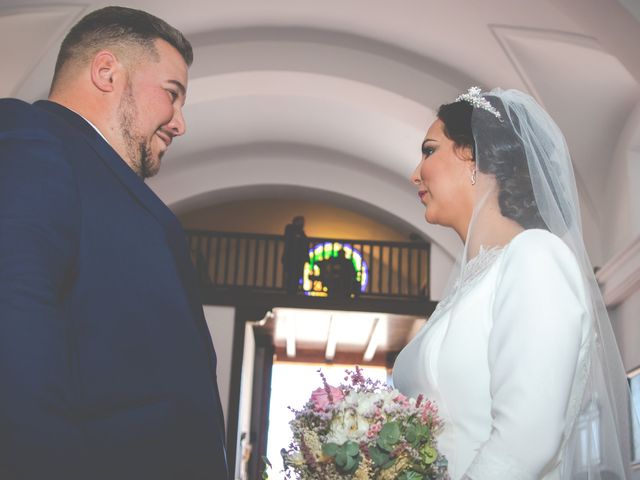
[66, 107, 110, 144]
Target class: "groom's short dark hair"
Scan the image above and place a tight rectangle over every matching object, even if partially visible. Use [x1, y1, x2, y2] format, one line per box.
[51, 6, 193, 91]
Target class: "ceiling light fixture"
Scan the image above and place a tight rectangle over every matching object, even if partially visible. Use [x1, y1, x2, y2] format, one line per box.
[325, 315, 337, 361]
[285, 315, 296, 358]
[363, 317, 383, 362]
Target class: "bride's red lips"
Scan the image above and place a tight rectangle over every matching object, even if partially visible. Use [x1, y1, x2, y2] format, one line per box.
[418, 190, 427, 200]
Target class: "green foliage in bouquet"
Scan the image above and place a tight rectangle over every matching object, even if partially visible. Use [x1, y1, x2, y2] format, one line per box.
[368, 421, 400, 469]
[377, 421, 401, 451]
[277, 367, 449, 480]
[322, 441, 361, 473]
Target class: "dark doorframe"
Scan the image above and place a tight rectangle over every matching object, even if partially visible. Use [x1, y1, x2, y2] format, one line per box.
[226, 306, 269, 478]
[247, 328, 275, 480]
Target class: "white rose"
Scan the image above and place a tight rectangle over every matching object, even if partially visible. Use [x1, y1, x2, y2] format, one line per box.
[355, 393, 378, 417]
[326, 409, 369, 445]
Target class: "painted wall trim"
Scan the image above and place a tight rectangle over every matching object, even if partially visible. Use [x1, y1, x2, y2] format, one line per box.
[597, 235, 640, 307]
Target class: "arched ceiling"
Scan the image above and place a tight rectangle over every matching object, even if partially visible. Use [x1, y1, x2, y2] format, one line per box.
[2, 0, 640, 263]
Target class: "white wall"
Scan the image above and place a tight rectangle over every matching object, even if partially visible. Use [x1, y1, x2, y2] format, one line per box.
[603, 100, 640, 260]
[597, 105, 640, 476]
[612, 290, 640, 373]
[203, 305, 236, 428]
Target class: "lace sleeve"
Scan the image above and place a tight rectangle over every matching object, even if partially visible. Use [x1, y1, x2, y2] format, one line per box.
[464, 229, 588, 479]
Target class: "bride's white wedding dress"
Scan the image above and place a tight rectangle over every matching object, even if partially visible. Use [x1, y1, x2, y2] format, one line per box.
[393, 229, 592, 480]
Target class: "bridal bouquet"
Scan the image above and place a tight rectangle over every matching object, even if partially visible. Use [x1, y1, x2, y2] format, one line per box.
[278, 367, 448, 480]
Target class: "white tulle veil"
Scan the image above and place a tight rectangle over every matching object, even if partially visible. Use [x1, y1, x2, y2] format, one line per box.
[443, 87, 638, 479]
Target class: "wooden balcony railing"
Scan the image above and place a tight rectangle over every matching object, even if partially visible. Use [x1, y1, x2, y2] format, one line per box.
[186, 229, 430, 300]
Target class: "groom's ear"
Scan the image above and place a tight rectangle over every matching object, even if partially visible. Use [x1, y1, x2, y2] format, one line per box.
[90, 50, 121, 94]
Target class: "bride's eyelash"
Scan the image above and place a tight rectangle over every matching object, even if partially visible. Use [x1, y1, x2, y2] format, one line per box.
[422, 145, 435, 157]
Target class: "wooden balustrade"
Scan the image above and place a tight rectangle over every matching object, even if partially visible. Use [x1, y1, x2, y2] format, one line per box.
[186, 229, 430, 301]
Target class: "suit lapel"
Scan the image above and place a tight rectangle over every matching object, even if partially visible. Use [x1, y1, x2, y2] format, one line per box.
[34, 101, 217, 369]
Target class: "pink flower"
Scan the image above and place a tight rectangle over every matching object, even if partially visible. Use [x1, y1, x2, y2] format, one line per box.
[421, 400, 439, 423]
[366, 422, 383, 438]
[310, 386, 344, 412]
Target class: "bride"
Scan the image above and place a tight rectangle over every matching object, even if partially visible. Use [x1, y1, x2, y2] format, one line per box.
[393, 87, 637, 479]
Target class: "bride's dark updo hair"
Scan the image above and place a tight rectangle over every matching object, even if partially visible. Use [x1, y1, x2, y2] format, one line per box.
[437, 99, 547, 229]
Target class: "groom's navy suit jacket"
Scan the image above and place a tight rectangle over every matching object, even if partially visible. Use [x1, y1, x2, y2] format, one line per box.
[0, 99, 228, 479]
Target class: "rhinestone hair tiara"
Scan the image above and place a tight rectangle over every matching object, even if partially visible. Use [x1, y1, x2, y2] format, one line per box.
[456, 86, 502, 120]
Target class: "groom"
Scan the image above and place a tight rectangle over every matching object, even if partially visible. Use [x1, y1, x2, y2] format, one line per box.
[0, 7, 228, 479]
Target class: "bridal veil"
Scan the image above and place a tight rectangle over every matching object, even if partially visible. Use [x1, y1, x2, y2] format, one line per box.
[446, 87, 638, 479]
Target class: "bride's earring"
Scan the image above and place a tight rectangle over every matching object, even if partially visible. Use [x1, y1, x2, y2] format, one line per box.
[470, 168, 477, 185]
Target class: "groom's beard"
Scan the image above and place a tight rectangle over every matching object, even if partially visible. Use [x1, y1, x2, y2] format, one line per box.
[117, 84, 159, 179]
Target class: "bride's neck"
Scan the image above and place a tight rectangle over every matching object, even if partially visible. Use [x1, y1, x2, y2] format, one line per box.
[463, 207, 524, 259]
